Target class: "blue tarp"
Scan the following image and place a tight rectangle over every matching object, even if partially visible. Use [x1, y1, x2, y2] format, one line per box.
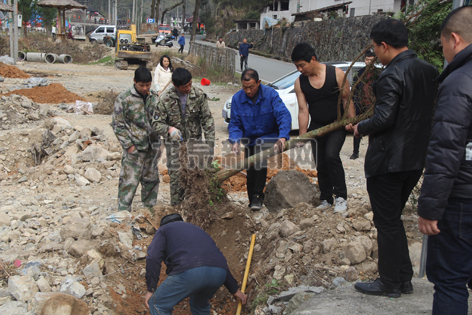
[262, 17, 278, 29]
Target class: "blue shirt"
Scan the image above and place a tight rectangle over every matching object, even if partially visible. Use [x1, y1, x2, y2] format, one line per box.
[239, 43, 253, 57]
[178, 35, 185, 46]
[228, 84, 291, 146]
[145, 222, 239, 294]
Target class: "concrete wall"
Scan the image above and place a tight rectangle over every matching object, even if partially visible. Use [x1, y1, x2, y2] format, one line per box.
[227, 15, 387, 62]
[188, 42, 237, 78]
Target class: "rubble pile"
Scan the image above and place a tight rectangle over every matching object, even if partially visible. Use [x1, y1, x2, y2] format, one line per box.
[0, 95, 48, 131]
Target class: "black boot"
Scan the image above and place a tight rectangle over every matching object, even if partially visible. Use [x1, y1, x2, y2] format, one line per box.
[354, 279, 401, 298]
[400, 281, 413, 294]
[350, 152, 359, 159]
[251, 194, 263, 211]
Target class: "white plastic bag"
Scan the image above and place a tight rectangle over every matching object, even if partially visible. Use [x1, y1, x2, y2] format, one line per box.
[67, 100, 93, 115]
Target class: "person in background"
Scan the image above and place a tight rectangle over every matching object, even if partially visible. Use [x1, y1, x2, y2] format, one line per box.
[51, 25, 57, 40]
[145, 213, 247, 314]
[350, 49, 378, 160]
[153, 55, 173, 95]
[178, 33, 185, 54]
[348, 19, 438, 298]
[216, 37, 225, 48]
[239, 38, 253, 71]
[112, 67, 161, 212]
[418, 6, 472, 314]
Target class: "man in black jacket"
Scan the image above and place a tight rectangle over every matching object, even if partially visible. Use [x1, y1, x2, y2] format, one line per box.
[346, 19, 438, 297]
[144, 214, 247, 314]
[418, 6, 472, 314]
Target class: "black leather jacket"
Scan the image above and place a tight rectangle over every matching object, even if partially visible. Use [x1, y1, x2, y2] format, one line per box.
[357, 50, 438, 178]
[418, 44, 472, 220]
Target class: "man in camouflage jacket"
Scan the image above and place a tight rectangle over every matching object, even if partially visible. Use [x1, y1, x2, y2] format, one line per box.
[112, 67, 161, 211]
[151, 68, 215, 205]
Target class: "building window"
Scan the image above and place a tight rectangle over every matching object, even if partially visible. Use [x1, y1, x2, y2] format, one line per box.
[281, 1, 289, 11]
[350, 8, 355, 17]
[273, 15, 278, 19]
[269, 2, 279, 11]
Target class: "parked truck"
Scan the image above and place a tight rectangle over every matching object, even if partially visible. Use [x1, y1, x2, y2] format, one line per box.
[136, 23, 159, 44]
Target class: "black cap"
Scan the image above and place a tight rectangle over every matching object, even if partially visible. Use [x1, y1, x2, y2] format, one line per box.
[160, 213, 184, 226]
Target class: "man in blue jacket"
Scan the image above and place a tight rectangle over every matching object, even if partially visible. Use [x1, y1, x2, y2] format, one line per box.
[178, 33, 185, 54]
[229, 68, 291, 210]
[145, 214, 247, 314]
[418, 6, 472, 314]
[239, 38, 253, 71]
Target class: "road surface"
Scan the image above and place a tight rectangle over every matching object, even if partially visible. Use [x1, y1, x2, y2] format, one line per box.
[182, 34, 296, 82]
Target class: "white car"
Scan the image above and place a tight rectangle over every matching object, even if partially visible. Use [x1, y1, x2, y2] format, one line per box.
[222, 62, 376, 130]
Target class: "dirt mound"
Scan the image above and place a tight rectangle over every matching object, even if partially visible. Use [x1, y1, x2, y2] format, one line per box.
[0, 62, 31, 79]
[2, 83, 85, 104]
[94, 89, 119, 115]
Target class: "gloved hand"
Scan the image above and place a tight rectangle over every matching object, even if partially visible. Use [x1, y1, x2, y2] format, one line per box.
[274, 138, 286, 154]
[168, 127, 182, 141]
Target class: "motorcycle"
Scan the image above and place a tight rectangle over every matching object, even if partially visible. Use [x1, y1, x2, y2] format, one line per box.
[155, 33, 174, 47]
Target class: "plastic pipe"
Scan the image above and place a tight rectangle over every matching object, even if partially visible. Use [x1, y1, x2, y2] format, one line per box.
[18, 51, 26, 61]
[26, 52, 46, 62]
[236, 234, 256, 315]
[57, 54, 73, 64]
[45, 53, 58, 64]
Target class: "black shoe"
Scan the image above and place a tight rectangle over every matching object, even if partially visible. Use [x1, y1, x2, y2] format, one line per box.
[250, 195, 263, 211]
[354, 279, 401, 298]
[350, 152, 359, 160]
[400, 281, 413, 294]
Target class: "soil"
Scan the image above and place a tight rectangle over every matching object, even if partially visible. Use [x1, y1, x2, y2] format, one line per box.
[1, 83, 86, 104]
[0, 62, 31, 79]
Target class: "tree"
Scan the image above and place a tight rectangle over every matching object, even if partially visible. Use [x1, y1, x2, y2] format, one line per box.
[161, 0, 184, 24]
[18, 0, 37, 38]
[38, 6, 57, 31]
[190, 0, 201, 41]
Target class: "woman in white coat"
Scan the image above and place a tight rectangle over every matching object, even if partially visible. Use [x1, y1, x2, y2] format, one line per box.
[154, 55, 174, 95]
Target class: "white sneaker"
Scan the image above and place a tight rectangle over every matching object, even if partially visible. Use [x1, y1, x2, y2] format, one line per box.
[334, 197, 347, 213]
[316, 200, 332, 210]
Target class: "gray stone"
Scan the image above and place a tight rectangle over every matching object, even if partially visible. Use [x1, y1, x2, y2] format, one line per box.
[8, 275, 38, 302]
[84, 168, 101, 183]
[356, 235, 373, 257]
[68, 240, 93, 257]
[69, 282, 86, 298]
[352, 219, 371, 231]
[283, 292, 316, 315]
[60, 217, 91, 240]
[263, 305, 283, 315]
[83, 260, 102, 278]
[75, 174, 90, 186]
[273, 265, 286, 280]
[63, 165, 75, 175]
[322, 238, 337, 253]
[279, 220, 301, 238]
[364, 211, 374, 221]
[264, 170, 319, 212]
[79, 128, 92, 139]
[17, 176, 28, 183]
[19, 261, 42, 278]
[354, 260, 378, 273]
[269, 285, 325, 304]
[0, 212, 11, 226]
[81, 145, 111, 162]
[330, 277, 348, 289]
[299, 218, 315, 230]
[36, 277, 51, 292]
[0, 301, 27, 314]
[345, 241, 366, 264]
[344, 266, 359, 282]
[118, 231, 133, 249]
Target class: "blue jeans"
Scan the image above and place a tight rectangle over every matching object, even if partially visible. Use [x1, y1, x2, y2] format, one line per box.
[427, 199, 472, 315]
[149, 266, 227, 315]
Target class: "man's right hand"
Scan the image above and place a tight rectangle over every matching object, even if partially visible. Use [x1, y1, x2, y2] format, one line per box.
[233, 290, 247, 305]
[240, 54, 243, 57]
[232, 143, 240, 155]
[168, 127, 183, 141]
[127, 145, 136, 153]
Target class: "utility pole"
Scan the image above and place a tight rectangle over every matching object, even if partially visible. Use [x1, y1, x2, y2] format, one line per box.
[138, 0, 143, 33]
[181, 0, 185, 33]
[114, 0, 117, 25]
[13, 0, 18, 63]
[108, 0, 111, 23]
[132, 0, 135, 23]
[8, 0, 14, 62]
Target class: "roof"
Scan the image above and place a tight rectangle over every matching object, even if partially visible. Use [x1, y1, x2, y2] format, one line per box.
[0, 2, 14, 12]
[292, 1, 352, 16]
[233, 19, 259, 23]
[37, 0, 86, 9]
[185, 16, 200, 23]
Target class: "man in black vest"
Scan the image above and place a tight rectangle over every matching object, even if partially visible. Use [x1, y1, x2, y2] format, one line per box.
[291, 43, 355, 214]
[347, 19, 438, 297]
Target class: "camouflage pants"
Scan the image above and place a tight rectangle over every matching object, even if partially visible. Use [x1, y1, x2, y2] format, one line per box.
[118, 147, 161, 211]
[166, 143, 184, 206]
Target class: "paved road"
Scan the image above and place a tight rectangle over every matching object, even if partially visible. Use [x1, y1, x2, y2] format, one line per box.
[182, 34, 296, 82]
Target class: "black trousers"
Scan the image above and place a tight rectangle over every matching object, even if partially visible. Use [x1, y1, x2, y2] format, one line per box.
[353, 136, 362, 153]
[244, 142, 273, 203]
[240, 55, 248, 71]
[178, 44, 184, 54]
[366, 170, 422, 288]
[311, 128, 347, 204]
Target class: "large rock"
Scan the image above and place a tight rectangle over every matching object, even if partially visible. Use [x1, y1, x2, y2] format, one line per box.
[279, 220, 301, 238]
[80, 146, 111, 162]
[39, 293, 90, 315]
[60, 217, 91, 240]
[264, 170, 319, 212]
[68, 240, 94, 257]
[356, 236, 373, 257]
[84, 168, 101, 183]
[352, 219, 371, 231]
[75, 174, 90, 186]
[345, 241, 366, 264]
[0, 301, 27, 314]
[0, 212, 11, 226]
[8, 275, 39, 302]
